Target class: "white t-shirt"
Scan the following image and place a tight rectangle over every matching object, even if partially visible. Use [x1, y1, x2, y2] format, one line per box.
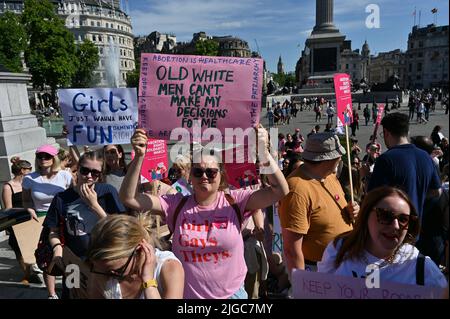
[103, 249, 181, 299]
[22, 170, 72, 211]
[317, 239, 447, 288]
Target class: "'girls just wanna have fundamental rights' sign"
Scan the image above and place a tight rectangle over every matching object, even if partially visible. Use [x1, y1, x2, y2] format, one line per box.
[58, 88, 138, 145]
[138, 53, 263, 140]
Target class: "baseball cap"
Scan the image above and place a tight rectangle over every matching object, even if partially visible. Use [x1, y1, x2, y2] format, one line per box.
[35, 144, 58, 156]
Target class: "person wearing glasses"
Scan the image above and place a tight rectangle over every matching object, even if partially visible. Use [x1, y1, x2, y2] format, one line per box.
[22, 144, 73, 299]
[44, 151, 126, 299]
[318, 186, 447, 288]
[120, 127, 289, 299]
[87, 214, 184, 299]
[1, 157, 37, 285]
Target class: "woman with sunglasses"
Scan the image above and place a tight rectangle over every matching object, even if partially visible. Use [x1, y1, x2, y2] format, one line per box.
[44, 151, 126, 299]
[317, 186, 447, 288]
[1, 157, 37, 284]
[120, 126, 289, 299]
[87, 214, 184, 299]
[22, 144, 73, 298]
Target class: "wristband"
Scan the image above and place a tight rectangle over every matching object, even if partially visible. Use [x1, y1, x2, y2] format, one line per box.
[142, 278, 158, 289]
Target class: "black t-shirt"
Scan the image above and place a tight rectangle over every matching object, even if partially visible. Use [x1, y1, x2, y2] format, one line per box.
[43, 183, 126, 259]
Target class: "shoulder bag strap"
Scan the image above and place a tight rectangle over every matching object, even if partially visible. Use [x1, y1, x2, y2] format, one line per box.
[5, 182, 14, 194]
[416, 253, 425, 286]
[224, 193, 243, 230]
[169, 196, 189, 237]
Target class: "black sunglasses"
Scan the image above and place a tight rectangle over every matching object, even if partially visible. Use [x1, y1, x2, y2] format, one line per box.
[79, 166, 102, 178]
[36, 153, 53, 160]
[375, 207, 415, 229]
[191, 167, 219, 179]
[90, 246, 138, 280]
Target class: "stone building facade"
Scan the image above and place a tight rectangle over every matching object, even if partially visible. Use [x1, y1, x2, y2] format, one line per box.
[368, 49, 407, 88]
[0, 0, 135, 87]
[405, 24, 449, 89]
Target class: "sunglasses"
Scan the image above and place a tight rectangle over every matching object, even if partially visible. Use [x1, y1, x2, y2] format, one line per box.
[90, 246, 138, 280]
[36, 153, 53, 160]
[191, 167, 219, 179]
[79, 166, 102, 178]
[375, 207, 415, 229]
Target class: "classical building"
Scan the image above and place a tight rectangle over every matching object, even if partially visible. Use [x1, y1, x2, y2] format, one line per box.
[0, 0, 135, 87]
[134, 31, 176, 62]
[368, 49, 407, 88]
[405, 24, 449, 89]
[171, 32, 251, 57]
[213, 35, 251, 57]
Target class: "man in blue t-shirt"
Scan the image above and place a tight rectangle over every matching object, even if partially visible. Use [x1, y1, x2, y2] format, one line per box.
[368, 112, 441, 221]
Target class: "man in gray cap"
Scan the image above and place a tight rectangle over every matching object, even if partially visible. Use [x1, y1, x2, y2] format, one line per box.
[279, 132, 359, 274]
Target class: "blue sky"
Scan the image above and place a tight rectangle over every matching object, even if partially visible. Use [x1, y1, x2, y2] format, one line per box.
[124, 0, 449, 73]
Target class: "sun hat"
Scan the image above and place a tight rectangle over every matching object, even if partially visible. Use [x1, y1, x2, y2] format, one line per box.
[301, 132, 346, 161]
[35, 144, 58, 156]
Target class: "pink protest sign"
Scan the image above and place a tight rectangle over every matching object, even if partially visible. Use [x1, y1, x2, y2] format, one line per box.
[333, 74, 353, 126]
[223, 145, 259, 189]
[132, 139, 169, 182]
[138, 53, 263, 140]
[376, 103, 385, 124]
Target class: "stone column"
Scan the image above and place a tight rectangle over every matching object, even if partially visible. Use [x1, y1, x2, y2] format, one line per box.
[314, 0, 337, 32]
[0, 71, 56, 188]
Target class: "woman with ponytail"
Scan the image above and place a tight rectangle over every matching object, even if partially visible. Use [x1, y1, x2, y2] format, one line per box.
[87, 214, 184, 299]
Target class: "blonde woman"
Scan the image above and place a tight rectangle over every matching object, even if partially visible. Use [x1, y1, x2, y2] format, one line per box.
[22, 144, 72, 299]
[87, 214, 184, 299]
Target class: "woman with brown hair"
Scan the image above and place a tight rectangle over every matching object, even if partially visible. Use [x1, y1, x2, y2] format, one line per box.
[318, 186, 447, 288]
[120, 127, 289, 299]
[1, 157, 35, 284]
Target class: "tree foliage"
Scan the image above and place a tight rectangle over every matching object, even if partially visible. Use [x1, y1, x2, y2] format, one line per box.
[72, 40, 100, 88]
[272, 72, 296, 88]
[22, 0, 77, 105]
[0, 12, 27, 72]
[194, 39, 219, 56]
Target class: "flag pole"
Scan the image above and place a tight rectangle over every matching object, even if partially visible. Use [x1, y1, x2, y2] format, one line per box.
[345, 125, 354, 204]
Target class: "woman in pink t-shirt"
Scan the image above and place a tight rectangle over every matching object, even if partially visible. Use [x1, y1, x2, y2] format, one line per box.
[120, 127, 289, 299]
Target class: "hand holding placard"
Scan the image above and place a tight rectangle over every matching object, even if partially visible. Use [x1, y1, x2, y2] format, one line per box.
[131, 129, 149, 157]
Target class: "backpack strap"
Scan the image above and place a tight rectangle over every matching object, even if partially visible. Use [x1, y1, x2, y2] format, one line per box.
[170, 196, 190, 236]
[224, 193, 243, 230]
[416, 253, 425, 286]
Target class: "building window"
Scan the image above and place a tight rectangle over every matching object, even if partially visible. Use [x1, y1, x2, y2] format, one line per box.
[353, 64, 356, 68]
[418, 41, 423, 48]
[345, 64, 349, 69]
[124, 61, 127, 67]
[418, 52, 423, 58]
[410, 42, 414, 49]
[98, 35, 102, 42]
[106, 22, 109, 28]
[91, 21, 94, 26]
[417, 62, 422, 72]
[110, 23, 114, 28]
[99, 47, 103, 55]
[97, 21, 100, 27]
[416, 75, 421, 80]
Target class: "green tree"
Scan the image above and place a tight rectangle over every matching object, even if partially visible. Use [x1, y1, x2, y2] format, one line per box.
[272, 72, 296, 88]
[0, 12, 27, 72]
[126, 68, 140, 88]
[194, 39, 219, 56]
[22, 0, 77, 106]
[72, 40, 100, 88]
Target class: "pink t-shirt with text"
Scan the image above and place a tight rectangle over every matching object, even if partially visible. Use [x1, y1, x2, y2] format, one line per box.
[159, 189, 254, 299]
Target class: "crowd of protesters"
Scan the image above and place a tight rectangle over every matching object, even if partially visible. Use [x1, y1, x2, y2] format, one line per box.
[0, 93, 448, 299]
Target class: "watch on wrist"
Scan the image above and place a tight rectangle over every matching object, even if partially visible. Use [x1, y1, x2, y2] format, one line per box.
[142, 278, 158, 289]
